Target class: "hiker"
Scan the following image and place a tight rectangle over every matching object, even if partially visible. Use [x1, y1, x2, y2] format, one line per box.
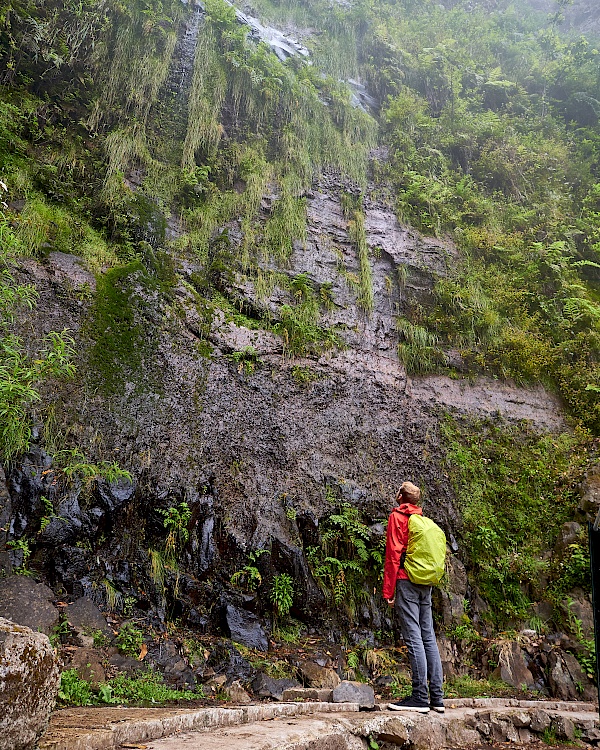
[383, 481, 445, 714]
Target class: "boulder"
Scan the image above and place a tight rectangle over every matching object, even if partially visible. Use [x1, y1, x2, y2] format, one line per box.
[491, 641, 535, 689]
[490, 714, 520, 743]
[298, 660, 341, 689]
[332, 680, 374, 708]
[226, 679, 252, 704]
[547, 648, 597, 701]
[0, 575, 58, 635]
[552, 716, 576, 741]
[0, 617, 60, 750]
[357, 716, 410, 745]
[251, 672, 301, 700]
[223, 604, 268, 652]
[69, 647, 106, 687]
[66, 597, 113, 640]
[529, 708, 551, 733]
[509, 711, 531, 728]
[151, 639, 196, 689]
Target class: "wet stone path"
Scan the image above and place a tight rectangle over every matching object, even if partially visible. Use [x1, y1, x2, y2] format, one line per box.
[40, 699, 599, 750]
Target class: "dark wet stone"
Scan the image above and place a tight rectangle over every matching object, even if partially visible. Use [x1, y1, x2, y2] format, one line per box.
[40, 491, 84, 545]
[251, 672, 301, 700]
[270, 538, 325, 619]
[150, 640, 196, 689]
[223, 603, 268, 652]
[66, 597, 113, 639]
[95, 477, 135, 512]
[0, 467, 12, 575]
[206, 641, 255, 683]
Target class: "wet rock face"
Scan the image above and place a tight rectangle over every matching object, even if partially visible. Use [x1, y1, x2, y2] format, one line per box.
[223, 603, 269, 652]
[0, 617, 60, 750]
[205, 641, 255, 683]
[579, 462, 600, 519]
[0, 467, 11, 574]
[9, 157, 571, 641]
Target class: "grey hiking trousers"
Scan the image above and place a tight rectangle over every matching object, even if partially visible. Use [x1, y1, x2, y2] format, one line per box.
[395, 579, 444, 704]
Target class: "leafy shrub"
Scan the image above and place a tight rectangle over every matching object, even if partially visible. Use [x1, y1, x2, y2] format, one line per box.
[58, 669, 94, 706]
[116, 623, 144, 656]
[58, 668, 203, 706]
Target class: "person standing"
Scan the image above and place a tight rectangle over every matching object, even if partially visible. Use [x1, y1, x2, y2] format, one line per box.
[382, 481, 445, 713]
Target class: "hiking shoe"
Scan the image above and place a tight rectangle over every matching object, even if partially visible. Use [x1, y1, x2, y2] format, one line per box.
[388, 697, 430, 713]
[430, 703, 445, 713]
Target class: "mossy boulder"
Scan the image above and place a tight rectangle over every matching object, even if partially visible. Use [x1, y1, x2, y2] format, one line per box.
[0, 617, 60, 750]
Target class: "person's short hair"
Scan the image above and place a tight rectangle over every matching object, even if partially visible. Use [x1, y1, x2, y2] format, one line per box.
[399, 481, 421, 503]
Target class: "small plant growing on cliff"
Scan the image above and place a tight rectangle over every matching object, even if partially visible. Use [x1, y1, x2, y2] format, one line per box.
[227, 345, 261, 375]
[116, 622, 144, 656]
[270, 573, 294, 618]
[55, 448, 132, 486]
[230, 549, 268, 591]
[6, 537, 31, 573]
[306, 501, 386, 614]
[158, 501, 192, 557]
[565, 598, 596, 680]
[103, 578, 123, 611]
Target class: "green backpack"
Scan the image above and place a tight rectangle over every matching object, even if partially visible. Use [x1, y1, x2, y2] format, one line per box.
[403, 513, 447, 586]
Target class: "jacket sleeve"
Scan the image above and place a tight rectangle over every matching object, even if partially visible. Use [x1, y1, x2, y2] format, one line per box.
[382, 511, 406, 600]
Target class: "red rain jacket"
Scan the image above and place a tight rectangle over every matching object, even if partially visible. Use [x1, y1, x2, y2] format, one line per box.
[382, 502, 423, 600]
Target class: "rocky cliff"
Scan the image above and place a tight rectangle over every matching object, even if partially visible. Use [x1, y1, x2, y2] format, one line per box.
[0, 0, 598, 701]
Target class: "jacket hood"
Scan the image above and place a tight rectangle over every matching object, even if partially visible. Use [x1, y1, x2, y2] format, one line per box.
[393, 502, 422, 516]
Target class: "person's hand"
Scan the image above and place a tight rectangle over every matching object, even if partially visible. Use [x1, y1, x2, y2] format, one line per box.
[386, 597, 395, 607]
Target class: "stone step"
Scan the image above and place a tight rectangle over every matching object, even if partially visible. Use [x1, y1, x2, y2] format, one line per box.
[39, 701, 360, 750]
